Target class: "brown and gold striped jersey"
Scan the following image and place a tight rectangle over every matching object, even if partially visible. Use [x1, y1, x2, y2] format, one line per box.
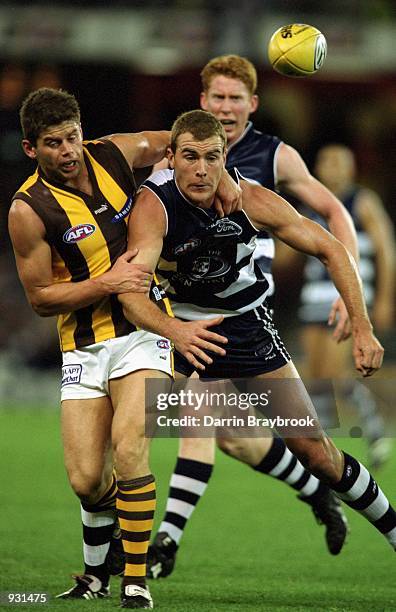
[13, 139, 169, 351]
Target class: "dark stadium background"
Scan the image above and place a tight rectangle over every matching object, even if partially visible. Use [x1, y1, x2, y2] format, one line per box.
[0, 2, 395, 610]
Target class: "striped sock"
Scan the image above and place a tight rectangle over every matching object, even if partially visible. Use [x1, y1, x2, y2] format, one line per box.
[332, 452, 396, 550]
[117, 474, 156, 587]
[80, 472, 118, 584]
[254, 437, 328, 502]
[158, 458, 213, 545]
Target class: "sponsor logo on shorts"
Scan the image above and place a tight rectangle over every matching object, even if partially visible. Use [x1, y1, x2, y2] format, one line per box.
[111, 196, 133, 223]
[62, 364, 82, 386]
[157, 339, 171, 350]
[255, 341, 276, 360]
[63, 224, 96, 243]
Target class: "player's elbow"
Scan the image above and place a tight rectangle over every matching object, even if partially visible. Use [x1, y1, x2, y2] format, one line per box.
[319, 238, 351, 269]
[30, 300, 54, 317]
[29, 292, 56, 317]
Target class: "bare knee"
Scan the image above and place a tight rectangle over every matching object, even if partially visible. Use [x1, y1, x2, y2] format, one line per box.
[217, 436, 273, 466]
[68, 469, 108, 504]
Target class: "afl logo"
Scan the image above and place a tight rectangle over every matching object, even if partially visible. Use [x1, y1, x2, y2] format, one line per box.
[175, 238, 201, 256]
[63, 223, 96, 243]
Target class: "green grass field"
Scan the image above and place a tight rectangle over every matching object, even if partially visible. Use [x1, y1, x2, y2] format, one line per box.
[0, 408, 395, 611]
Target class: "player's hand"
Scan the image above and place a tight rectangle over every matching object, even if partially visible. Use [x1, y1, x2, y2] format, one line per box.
[214, 170, 242, 218]
[102, 249, 153, 294]
[168, 315, 228, 370]
[328, 296, 351, 342]
[352, 322, 384, 377]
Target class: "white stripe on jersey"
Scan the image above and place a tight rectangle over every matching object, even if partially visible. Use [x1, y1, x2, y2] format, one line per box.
[169, 293, 269, 321]
[215, 263, 258, 299]
[254, 237, 275, 259]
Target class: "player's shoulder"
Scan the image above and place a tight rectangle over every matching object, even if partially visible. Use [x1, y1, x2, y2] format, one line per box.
[13, 169, 40, 199]
[250, 124, 282, 146]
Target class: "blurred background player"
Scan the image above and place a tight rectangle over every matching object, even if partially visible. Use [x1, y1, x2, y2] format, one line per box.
[297, 143, 395, 469]
[146, 55, 360, 578]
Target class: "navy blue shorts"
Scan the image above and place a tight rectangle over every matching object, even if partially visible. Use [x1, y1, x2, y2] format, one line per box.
[174, 303, 290, 379]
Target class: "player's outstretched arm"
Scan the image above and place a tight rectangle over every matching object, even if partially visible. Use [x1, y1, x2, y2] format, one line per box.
[104, 131, 171, 169]
[242, 182, 384, 376]
[8, 200, 151, 317]
[119, 188, 228, 370]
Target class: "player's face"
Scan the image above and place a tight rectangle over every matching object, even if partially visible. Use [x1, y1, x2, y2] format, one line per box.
[168, 133, 226, 208]
[22, 121, 84, 184]
[314, 147, 355, 192]
[201, 76, 258, 145]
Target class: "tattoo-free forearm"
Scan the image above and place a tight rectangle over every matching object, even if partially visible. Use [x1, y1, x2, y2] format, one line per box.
[119, 292, 177, 339]
[320, 240, 370, 329]
[30, 277, 114, 317]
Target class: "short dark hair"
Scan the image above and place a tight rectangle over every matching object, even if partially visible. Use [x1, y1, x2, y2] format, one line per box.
[20, 87, 80, 145]
[201, 55, 257, 95]
[171, 109, 226, 153]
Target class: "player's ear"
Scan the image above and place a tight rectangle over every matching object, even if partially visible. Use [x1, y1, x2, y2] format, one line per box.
[200, 91, 208, 110]
[250, 95, 259, 113]
[166, 146, 175, 168]
[22, 139, 37, 159]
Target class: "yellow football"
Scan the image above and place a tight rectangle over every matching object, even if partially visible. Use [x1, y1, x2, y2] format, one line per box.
[268, 24, 327, 77]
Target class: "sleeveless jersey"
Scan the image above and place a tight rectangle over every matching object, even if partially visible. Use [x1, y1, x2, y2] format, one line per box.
[141, 168, 270, 320]
[13, 139, 168, 351]
[299, 186, 375, 323]
[225, 122, 282, 295]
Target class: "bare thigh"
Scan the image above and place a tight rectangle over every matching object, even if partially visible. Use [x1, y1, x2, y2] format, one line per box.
[61, 396, 114, 501]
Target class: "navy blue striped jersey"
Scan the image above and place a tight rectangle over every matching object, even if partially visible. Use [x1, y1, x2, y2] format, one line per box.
[299, 186, 375, 323]
[141, 168, 270, 320]
[225, 122, 282, 295]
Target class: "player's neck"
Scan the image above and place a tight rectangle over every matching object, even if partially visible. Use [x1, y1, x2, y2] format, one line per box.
[66, 164, 93, 195]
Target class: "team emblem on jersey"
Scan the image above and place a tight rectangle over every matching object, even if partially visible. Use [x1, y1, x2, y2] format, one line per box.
[210, 218, 242, 237]
[191, 255, 230, 279]
[111, 195, 133, 223]
[174, 237, 201, 256]
[63, 224, 96, 244]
